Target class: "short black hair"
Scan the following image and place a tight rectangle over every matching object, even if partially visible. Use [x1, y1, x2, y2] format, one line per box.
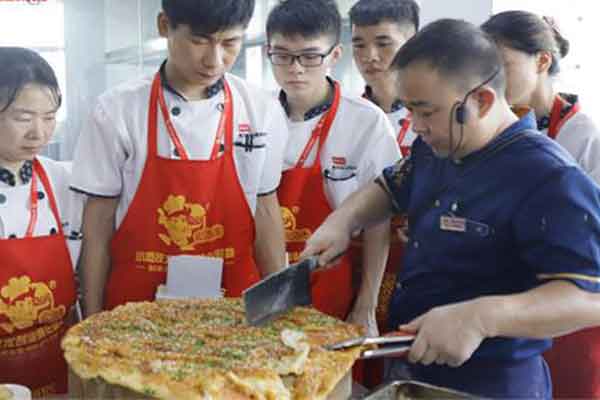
[266, 0, 341, 45]
[349, 0, 420, 32]
[0, 47, 61, 113]
[482, 11, 569, 76]
[161, 0, 255, 35]
[391, 19, 505, 93]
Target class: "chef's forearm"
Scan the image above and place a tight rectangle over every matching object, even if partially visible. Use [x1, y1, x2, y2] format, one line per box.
[480, 280, 600, 339]
[354, 221, 390, 310]
[254, 193, 286, 277]
[328, 181, 395, 235]
[79, 196, 118, 317]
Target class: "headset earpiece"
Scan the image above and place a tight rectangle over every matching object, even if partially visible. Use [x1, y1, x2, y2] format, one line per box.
[454, 68, 500, 126]
[455, 102, 467, 125]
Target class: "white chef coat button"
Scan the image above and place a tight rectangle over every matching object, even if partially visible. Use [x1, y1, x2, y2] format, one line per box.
[434, 199, 441, 207]
[171, 106, 181, 116]
[8, 234, 17, 239]
[0, 194, 6, 204]
[396, 281, 403, 290]
[451, 202, 458, 212]
[173, 148, 180, 157]
[50, 227, 57, 235]
[37, 191, 45, 200]
[413, 241, 420, 249]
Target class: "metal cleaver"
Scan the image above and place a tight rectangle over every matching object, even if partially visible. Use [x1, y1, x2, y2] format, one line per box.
[243, 256, 319, 326]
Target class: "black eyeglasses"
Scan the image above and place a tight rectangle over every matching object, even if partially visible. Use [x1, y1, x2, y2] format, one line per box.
[268, 45, 336, 67]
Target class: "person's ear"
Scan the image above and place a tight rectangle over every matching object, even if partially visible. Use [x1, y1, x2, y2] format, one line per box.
[535, 50, 553, 75]
[328, 44, 343, 66]
[473, 86, 497, 120]
[157, 12, 170, 38]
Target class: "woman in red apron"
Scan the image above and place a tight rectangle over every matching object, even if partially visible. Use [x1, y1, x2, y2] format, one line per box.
[0, 48, 77, 397]
[105, 72, 260, 309]
[483, 11, 600, 397]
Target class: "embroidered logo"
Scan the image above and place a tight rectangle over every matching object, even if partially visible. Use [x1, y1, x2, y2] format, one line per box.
[332, 156, 347, 166]
[281, 206, 312, 243]
[0, 276, 66, 334]
[238, 123, 251, 134]
[157, 195, 224, 251]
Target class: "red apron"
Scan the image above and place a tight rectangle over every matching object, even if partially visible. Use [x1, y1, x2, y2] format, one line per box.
[542, 95, 597, 398]
[0, 159, 76, 397]
[277, 82, 353, 320]
[105, 73, 259, 309]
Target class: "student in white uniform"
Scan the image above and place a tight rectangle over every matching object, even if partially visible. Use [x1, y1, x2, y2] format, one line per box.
[349, 0, 420, 339]
[350, 0, 420, 157]
[71, 0, 288, 316]
[0, 47, 79, 397]
[266, 0, 400, 336]
[482, 11, 600, 184]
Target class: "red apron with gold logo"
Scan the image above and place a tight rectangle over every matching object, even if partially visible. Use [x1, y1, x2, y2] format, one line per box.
[105, 73, 259, 309]
[277, 82, 353, 320]
[542, 95, 599, 398]
[0, 159, 76, 397]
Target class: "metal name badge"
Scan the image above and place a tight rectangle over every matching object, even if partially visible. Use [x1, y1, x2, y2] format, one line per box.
[440, 215, 467, 232]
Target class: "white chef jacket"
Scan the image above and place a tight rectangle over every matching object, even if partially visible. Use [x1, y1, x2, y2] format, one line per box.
[386, 106, 418, 153]
[0, 157, 82, 268]
[542, 111, 600, 185]
[70, 72, 288, 228]
[282, 86, 401, 208]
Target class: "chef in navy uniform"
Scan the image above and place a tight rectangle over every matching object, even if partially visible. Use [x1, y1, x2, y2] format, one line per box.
[0, 47, 80, 398]
[302, 20, 600, 399]
[483, 11, 600, 398]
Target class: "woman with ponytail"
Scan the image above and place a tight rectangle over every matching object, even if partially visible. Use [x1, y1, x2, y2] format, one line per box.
[483, 11, 600, 185]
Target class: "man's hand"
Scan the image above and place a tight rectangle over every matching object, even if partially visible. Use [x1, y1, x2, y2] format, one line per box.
[300, 215, 352, 268]
[347, 306, 379, 337]
[400, 298, 490, 367]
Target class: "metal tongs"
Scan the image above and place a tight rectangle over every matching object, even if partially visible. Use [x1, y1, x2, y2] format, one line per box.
[325, 331, 416, 359]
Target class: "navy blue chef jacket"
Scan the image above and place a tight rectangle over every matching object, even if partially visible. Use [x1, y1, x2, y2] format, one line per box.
[381, 112, 600, 398]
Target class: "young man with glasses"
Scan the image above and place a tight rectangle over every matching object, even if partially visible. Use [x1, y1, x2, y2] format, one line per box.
[266, 0, 400, 336]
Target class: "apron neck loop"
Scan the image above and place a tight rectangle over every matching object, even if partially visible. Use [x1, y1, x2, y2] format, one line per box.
[150, 72, 233, 160]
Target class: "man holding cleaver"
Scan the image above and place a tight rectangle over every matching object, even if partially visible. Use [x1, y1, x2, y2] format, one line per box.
[301, 19, 600, 398]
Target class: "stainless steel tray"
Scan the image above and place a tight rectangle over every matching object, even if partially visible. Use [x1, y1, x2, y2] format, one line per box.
[361, 380, 479, 399]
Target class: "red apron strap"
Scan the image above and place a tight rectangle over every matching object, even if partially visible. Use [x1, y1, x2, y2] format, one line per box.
[148, 74, 161, 158]
[24, 159, 63, 238]
[32, 159, 64, 236]
[25, 167, 38, 238]
[220, 81, 234, 154]
[296, 81, 342, 168]
[548, 95, 581, 140]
